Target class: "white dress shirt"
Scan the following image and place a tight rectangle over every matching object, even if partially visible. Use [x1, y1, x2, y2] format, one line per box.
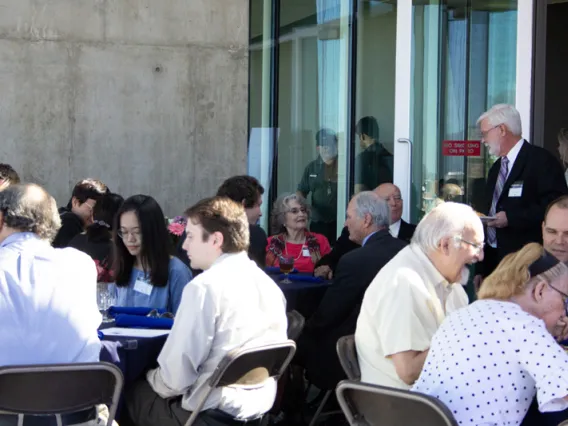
[0, 232, 101, 365]
[147, 251, 288, 419]
[413, 300, 568, 425]
[355, 244, 468, 389]
[504, 139, 524, 179]
[389, 219, 401, 238]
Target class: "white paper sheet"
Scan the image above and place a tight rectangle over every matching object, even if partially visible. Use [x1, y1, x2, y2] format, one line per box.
[101, 327, 170, 338]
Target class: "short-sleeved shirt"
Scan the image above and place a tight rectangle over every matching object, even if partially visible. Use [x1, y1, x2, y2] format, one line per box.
[412, 300, 568, 425]
[297, 157, 337, 223]
[355, 142, 393, 190]
[355, 244, 468, 389]
[115, 256, 192, 314]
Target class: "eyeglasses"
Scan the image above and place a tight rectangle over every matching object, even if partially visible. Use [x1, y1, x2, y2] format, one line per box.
[480, 124, 502, 140]
[288, 207, 307, 215]
[548, 283, 568, 315]
[455, 236, 485, 255]
[147, 309, 174, 319]
[117, 229, 142, 240]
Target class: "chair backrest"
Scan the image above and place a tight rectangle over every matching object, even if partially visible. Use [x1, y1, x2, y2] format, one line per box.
[336, 335, 360, 381]
[185, 340, 296, 426]
[0, 362, 123, 426]
[286, 310, 305, 341]
[336, 380, 458, 426]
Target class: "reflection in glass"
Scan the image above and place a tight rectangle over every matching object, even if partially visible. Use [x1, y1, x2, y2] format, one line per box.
[411, 0, 518, 222]
[354, 1, 397, 195]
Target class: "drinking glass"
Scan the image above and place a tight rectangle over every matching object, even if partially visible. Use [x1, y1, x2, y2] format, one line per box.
[279, 255, 295, 284]
[97, 282, 117, 323]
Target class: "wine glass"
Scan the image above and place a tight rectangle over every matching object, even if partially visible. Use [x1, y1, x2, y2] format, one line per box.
[97, 282, 117, 323]
[279, 255, 295, 284]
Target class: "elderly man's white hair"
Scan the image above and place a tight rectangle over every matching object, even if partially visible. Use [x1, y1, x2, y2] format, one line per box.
[353, 191, 390, 228]
[412, 202, 481, 253]
[476, 104, 522, 137]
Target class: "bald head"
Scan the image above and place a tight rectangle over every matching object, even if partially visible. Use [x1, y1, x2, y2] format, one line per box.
[375, 183, 402, 223]
[0, 184, 61, 242]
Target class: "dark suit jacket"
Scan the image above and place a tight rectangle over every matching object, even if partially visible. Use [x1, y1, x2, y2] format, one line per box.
[484, 141, 568, 259]
[315, 220, 415, 272]
[52, 210, 84, 248]
[298, 229, 407, 389]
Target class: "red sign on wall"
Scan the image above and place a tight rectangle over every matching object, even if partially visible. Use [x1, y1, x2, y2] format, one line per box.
[442, 140, 481, 156]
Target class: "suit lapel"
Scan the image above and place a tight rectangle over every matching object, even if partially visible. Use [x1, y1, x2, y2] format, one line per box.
[499, 141, 529, 203]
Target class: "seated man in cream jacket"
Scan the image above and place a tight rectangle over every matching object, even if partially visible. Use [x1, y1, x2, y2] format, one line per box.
[355, 202, 484, 389]
[126, 197, 288, 426]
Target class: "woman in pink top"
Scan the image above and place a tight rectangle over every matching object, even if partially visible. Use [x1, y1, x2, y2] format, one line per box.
[266, 193, 331, 273]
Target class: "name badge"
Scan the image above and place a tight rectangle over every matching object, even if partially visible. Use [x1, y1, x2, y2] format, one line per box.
[134, 279, 153, 296]
[302, 247, 310, 257]
[508, 182, 523, 198]
[309, 174, 317, 178]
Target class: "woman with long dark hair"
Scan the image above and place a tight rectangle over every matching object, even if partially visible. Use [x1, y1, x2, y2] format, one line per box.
[113, 195, 192, 313]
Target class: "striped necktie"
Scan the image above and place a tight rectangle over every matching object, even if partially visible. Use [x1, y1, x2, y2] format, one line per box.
[487, 156, 509, 245]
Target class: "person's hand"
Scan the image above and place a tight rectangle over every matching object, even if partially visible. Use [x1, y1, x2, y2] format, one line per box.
[487, 211, 508, 229]
[314, 265, 333, 280]
[554, 316, 568, 342]
[473, 274, 483, 292]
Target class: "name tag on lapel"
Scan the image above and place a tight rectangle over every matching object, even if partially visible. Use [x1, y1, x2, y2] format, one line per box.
[134, 279, 153, 296]
[508, 181, 523, 198]
[302, 247, 310, 257]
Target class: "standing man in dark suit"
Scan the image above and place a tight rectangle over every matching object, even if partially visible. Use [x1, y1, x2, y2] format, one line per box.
[296, 191, 407, 390]
[477, 104, 568, 277]
[314, 182, 416, 279]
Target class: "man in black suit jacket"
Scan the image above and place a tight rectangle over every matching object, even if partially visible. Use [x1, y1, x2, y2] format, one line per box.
[297, 191, 407, 390]
[477, 104, 568, 277]
[314, 183, 415, 279]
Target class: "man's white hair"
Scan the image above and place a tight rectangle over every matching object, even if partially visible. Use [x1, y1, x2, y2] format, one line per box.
[412, 202, 481, 253]
[476, 104, 522, 137]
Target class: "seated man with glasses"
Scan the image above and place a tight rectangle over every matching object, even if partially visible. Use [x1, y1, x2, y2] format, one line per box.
[355, 202, 483, 389]
[413, 244, 568, 426]
[126, 196, 287, 426]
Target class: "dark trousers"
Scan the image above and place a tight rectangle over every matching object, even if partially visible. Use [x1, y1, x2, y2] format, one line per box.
[125, 379, 263, 426]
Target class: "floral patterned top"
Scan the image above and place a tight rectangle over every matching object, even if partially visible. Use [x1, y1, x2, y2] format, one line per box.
[265, 231, 332, 273]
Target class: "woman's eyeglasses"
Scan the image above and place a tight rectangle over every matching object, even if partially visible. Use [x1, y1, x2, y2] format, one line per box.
[117, 229, 142, 240]
[147, 309, 174, 319]
[288, 207, 307, 215]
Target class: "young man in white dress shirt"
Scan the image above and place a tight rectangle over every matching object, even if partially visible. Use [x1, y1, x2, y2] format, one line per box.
[355, 202, 484, 389]
[126, 196, 288, 426]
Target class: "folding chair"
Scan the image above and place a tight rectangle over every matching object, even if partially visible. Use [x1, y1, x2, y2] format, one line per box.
[286, 310, 305, 341]
[184, 340, 297, 426]
[336, 380, 458, 426]
[0, 362, 123, 426]
[336, 335, 360, 381]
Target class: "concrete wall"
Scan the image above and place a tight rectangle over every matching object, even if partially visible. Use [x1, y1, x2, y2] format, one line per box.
[0, 0, 249, 216]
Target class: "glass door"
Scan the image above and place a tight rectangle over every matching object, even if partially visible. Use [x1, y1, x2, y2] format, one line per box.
[393, 0, 528, 224]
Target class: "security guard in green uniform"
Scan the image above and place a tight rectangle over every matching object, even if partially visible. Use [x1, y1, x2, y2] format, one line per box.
[297, 128, 338, 243]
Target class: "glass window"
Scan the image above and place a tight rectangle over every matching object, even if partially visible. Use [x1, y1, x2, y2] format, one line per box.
[410, 0, 518, 223]
[354, 1, 397, 195]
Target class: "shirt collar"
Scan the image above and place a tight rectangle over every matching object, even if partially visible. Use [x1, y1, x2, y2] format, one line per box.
[362, 231, 378, 247]
[210, 251, 248, 268]
[505, 139, 524, 165]
[409, 244, 451, 290]
[0, 232, 41, 248]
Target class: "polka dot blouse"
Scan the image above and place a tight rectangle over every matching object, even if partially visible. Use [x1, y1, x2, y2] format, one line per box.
[412, 299, 568, 425]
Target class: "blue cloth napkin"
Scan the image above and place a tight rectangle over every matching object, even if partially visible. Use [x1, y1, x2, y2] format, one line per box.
[265, 266, 298, 274]
[277, 274, 323, 283]
[108, 306, 167, 317]
[114, 314, 173, 329]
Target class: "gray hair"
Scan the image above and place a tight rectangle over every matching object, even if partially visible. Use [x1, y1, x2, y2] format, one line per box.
[271, 193, 310, 234]
[0, 184, 61, 241]
[353, 191, 390, 228]
[412, 202, 482, 253]
[476, 104, 522, 136]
